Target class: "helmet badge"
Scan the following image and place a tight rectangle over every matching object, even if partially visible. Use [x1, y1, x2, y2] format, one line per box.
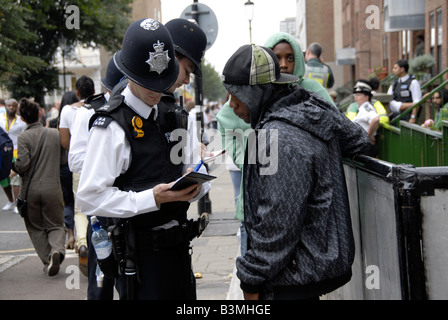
[140, 19, 160, 31]
[145, 40, 171, 74]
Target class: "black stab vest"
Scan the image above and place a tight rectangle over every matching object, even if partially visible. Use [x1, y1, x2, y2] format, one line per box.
[392, 75, 415, 103]
[90, 87, 190, 229]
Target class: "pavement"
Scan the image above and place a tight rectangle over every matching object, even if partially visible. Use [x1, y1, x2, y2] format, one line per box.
[0, 160, 244, 300]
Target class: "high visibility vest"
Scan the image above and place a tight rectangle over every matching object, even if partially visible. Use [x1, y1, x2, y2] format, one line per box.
[346, 100, 390, 125]
[304, 64, 330, 88]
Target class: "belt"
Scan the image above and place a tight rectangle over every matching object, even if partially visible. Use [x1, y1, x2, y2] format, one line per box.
[136, 213, 209, 252]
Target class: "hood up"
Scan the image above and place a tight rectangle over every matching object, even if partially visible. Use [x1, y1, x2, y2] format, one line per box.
[224, 82, 339, 143]
[264, 32, 306, 81]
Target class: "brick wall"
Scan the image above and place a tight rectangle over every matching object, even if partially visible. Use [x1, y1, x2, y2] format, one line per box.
[306, 0, 335, 61]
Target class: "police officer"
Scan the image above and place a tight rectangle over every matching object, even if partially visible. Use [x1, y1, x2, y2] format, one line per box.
[304, 42, 335, 89]
[76, 19, 210, 300]
[69, 56, 126, 300]
[387, 59, 422, 123]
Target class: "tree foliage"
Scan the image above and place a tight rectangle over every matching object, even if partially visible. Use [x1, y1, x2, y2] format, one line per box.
[1, 0, 132, 105]
[0, 1, 46, 83]
[201, 60, 228, 102]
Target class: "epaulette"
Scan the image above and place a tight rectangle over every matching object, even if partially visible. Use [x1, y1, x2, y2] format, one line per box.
[91, 115, 114, 129]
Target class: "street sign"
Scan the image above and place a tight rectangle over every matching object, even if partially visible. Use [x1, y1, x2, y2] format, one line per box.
[180, 3, 218, 50]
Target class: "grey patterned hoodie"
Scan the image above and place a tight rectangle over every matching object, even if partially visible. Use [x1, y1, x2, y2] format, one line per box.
[225, 82, 371, 299]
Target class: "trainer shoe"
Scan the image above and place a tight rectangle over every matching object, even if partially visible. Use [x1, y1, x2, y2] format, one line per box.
[2, 201, 14, 211]
[47, 251, 60, 276]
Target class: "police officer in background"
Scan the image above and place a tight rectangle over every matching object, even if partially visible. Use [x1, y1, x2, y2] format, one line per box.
[69, 56, 126, 300]
[387, 59, 422, 123]
[304, 42, 335, 89]
[76, 18, 210, 300]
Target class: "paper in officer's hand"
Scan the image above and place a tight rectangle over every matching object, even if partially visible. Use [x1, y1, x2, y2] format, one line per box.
[169, 171, 216, 191]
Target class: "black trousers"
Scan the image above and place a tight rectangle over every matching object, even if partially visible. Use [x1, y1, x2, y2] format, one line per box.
[128, 243, 196, 300]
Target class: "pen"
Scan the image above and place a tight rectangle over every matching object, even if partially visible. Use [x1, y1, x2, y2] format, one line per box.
[193, 160, 204, 172]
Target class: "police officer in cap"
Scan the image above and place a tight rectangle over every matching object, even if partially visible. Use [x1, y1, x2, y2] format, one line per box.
[76, 18, 210, 300]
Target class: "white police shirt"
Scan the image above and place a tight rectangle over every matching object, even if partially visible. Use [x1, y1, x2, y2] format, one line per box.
[69, 92, 111, 174]
[76, 85, 210, 221]
[351, 101, 378, 133]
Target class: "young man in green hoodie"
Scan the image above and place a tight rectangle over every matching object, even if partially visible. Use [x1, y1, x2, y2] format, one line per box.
[217, 32, 336, 256]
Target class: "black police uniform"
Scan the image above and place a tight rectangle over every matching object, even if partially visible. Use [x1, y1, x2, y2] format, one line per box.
[89, 86, 198, 300]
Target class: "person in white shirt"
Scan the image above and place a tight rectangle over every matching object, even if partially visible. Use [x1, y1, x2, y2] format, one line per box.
[69, 57, 125, 300]
[58, 75, 95, 272]
[76, 18, 210, 300]
[352, 81, 380, 157]
[69, 59, 124, 175]
[0, 99, 27, 212]
[387, 60, 422, 124]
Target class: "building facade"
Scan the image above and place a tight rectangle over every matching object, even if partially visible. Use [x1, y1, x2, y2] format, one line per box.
[298, 0, 447, 92]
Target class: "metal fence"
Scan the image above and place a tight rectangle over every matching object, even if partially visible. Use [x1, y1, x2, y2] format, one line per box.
[324, 155, 448, 300]
[379, 120, 448, 167]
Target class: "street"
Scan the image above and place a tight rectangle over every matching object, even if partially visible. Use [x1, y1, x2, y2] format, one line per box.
[0, 159, 242, 300]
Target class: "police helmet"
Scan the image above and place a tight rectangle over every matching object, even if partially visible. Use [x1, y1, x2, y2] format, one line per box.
[165, 18, 207, 78]
[114, 18, 179, 92]
[101, 56, 124, 91]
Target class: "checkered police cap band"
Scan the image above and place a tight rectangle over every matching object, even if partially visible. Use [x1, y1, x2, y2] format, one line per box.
[222, 44, 298, 86]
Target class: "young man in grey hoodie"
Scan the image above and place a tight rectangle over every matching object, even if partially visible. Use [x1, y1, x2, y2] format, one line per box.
[221, 44, 371, 300]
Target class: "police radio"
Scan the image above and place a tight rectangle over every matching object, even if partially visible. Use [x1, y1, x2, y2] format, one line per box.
[131, 116, 144, 138]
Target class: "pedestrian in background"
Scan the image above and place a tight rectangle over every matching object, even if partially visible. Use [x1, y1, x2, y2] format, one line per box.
[13, 98, 65, 276]
[0, 99, 27, 213]
[59, 76, 95, 275]
[53, 91, 79, 252]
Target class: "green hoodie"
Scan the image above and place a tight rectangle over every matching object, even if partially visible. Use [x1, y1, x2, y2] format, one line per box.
[217, 32, 335, 222]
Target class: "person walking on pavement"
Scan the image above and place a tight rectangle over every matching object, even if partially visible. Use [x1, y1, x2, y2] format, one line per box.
[54, 91, 79, 252]
[13, 98, 65, 276]
[0, 99, 27, 213]
[76, 18, 211, 300]
[59, 76, 95, 275]
[221, 44, 370, 300]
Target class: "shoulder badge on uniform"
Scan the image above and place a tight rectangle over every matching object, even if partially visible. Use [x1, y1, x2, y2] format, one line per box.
[91, 116, 113, 128]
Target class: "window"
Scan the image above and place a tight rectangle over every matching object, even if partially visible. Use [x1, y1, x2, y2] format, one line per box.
[437, 9, 443, 74]
[383, 34, 389, 70]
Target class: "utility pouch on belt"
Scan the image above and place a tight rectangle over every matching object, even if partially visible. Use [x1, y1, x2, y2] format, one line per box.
[108, 223, 126, 276]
